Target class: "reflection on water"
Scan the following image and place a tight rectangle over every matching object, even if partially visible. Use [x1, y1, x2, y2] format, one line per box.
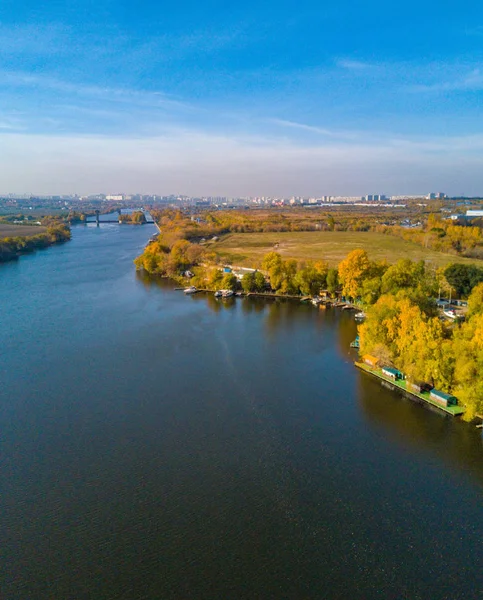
[358, 372, 483, 487]
[2, 227, 483, 599]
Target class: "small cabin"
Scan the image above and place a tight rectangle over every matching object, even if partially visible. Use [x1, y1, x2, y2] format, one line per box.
[430, 389, 458, 407]
[382, 366, 404, 381]
[363, 354, 380, 368]
[408, 380, 433, 394]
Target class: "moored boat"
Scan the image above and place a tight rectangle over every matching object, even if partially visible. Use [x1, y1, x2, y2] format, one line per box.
[184, 286, 197, 294]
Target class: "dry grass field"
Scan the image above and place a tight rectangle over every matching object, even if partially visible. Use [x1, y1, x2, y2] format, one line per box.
[208, 231, 483, 268]
[0, 224, 47, 238]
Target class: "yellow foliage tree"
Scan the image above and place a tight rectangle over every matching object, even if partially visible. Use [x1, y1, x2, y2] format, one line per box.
[338, 249, 371, 300]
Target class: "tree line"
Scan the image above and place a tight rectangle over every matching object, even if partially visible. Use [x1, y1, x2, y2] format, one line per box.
[0, 225, 71, 263]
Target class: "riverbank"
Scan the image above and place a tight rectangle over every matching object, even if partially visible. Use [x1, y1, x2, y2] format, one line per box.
[355, 361, 466, 416]
[0, 224, 71, 263]
[179, 284, 467, 418]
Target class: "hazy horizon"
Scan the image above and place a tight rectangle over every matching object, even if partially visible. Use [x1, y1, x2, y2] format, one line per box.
[1, 1, 483, 195]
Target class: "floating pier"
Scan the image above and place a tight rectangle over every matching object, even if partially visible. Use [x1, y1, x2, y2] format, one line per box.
[355, 362, 465, 417]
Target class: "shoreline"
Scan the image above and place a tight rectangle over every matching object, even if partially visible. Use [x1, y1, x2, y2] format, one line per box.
[355, 361, 465, 417]
[0, 226, 71, 264]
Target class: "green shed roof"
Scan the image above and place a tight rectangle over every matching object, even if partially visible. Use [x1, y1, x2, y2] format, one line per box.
[430, 389, 456, 401]
[382, 367, 403, 376]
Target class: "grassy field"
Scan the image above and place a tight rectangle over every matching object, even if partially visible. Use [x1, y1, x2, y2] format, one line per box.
[207, 231, 483, 268]
[0, 224, 47, 238]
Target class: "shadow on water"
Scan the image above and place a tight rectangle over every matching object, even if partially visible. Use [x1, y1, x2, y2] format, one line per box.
[357, 371, 483, 488]
[135, 270, 177, 292]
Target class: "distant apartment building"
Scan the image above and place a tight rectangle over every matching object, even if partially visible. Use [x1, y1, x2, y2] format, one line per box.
[364, 194, 387, 201]
[390, 194, 427, 201]
[427, 192, 446, 200]
[106, 194, 124, 201]
[329, 196, 363, 203]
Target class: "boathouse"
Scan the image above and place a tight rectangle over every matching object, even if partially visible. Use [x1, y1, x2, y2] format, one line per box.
[408, 380, 433, 394]
[430, 389, 458, 407]
[381, 366, 404, 381]
[363, 355, 380, 368]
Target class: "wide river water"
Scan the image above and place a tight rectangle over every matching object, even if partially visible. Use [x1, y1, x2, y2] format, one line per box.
[1, 224, 483, 599]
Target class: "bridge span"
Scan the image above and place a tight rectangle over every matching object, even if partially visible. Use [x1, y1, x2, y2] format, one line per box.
[85, 209, 154, 225]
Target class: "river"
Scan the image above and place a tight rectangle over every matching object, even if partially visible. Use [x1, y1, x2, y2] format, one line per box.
[1, 224, 483, 599]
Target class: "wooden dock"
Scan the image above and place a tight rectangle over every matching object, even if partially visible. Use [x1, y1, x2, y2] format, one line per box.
[355, 362, 465, 417]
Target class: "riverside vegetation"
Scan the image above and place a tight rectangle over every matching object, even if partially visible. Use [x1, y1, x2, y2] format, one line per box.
[0, 223, 71, 262]
[135, 209, 483, 420]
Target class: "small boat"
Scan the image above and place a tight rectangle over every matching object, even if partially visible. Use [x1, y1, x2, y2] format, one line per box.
[444, 309, 457, 320]
[214, 290, 222, 297]
[354, 311, 366, 320]
[183, 286, 197, 294]
[311, 297, 322, 306]
[222, 290, 234, 298]
[350, 335, 360, 348]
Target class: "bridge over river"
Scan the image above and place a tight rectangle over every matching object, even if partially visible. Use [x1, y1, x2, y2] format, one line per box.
[85, 208, 154, 225]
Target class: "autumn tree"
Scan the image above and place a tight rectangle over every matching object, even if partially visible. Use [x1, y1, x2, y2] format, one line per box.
[452, 313, 483, 419]
[467, 282, 483, 316]
[338, 249, 372, 301]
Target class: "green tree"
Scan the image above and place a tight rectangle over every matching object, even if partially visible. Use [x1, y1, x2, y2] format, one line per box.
[444, 264, 483, 298]
[294, 262, 321, 295]
[381, 259, 425, 295]
[326, 268, 339, 295]
[221, 272, 238, 291]
[242, 272, 256, 292]
[254, 271, 266, 292]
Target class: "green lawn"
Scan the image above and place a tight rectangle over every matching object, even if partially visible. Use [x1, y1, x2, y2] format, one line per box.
[207, 231, 483, 267]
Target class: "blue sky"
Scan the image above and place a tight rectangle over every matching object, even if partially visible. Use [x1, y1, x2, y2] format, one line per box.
[1, 0, 483, 195]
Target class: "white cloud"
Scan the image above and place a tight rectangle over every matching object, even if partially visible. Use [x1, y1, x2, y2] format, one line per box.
[336, 59, 377, 71]
[268, 118, 359, 139]
[0, 70, 191, 111]
[407, 68, 483, 92]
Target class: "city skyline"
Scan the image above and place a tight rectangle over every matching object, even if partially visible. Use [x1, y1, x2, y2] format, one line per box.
[1, 1, 483, 194]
